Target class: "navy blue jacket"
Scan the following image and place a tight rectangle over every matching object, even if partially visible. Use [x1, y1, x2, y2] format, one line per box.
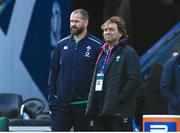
[86, 40, 141, 117]
[48, 33, 102, 106]
[160, 54, 180, 114]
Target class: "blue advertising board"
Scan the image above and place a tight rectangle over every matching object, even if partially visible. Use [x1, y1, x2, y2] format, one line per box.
[144, 122, 176, 132]
[0, 0, 71, 103]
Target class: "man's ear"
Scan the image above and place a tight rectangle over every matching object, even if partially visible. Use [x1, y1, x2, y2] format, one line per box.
[84, 20, 88, 27]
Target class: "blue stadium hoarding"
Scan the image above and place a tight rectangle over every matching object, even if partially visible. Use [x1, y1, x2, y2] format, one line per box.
[0, 0, 71, 105]
[140, 22, 180, 79]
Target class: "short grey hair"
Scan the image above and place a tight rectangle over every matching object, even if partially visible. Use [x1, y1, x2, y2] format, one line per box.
[72, 9, 89, 21]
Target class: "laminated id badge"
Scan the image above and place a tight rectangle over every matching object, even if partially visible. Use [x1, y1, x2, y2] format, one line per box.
[95, 73, 104, 91]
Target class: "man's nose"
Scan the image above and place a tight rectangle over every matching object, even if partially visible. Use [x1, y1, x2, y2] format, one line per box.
[105, 30, 111, 34]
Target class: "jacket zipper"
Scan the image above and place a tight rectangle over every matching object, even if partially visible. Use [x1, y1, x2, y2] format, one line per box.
[71, 42, 79, 101]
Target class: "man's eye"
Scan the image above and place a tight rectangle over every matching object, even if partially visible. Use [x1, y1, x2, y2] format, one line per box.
[104, 28, 109, 31]
[104, 28, 114, 32]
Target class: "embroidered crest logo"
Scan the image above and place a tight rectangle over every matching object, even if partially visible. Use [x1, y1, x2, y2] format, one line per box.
[86, 46, 91, 51]
[84, 46, 91, 57]
[116, 55, 120, 61]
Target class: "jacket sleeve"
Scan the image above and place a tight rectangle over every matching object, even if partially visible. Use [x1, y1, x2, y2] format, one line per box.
[85, 66, 98, 116]
[160, 59, 178, 109]
[48, 44, 60, 104]
[118, 49, 141, 104]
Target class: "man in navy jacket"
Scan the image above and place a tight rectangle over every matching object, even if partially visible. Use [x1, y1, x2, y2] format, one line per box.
[161, 52, 180, 114]
[48, 9, 102, 131]
[86, 16, 141, 131]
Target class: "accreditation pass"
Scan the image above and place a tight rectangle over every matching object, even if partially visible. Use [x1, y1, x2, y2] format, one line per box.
[95, 73, 104, 91]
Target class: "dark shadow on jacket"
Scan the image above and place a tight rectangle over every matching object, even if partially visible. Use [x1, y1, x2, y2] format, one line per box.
[135, 62, 168, 131]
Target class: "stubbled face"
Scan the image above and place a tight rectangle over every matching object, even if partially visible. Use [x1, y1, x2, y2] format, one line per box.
[70, 13, 87, 35]
[103, 22, 122, 45]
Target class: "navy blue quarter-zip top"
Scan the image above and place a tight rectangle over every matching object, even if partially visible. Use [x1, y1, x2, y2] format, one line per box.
[48, 33, 103, 107]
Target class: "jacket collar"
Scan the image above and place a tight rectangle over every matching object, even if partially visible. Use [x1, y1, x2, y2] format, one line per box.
[71, 33, 89, 43]
[96, 38, 128, 65]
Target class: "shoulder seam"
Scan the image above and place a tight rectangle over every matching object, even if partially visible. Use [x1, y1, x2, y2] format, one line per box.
[58, 36, 71, 43]
[88, 37, 102, 45]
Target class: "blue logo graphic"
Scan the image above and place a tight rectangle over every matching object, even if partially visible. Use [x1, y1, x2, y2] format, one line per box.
[144, 122, 176, 132]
